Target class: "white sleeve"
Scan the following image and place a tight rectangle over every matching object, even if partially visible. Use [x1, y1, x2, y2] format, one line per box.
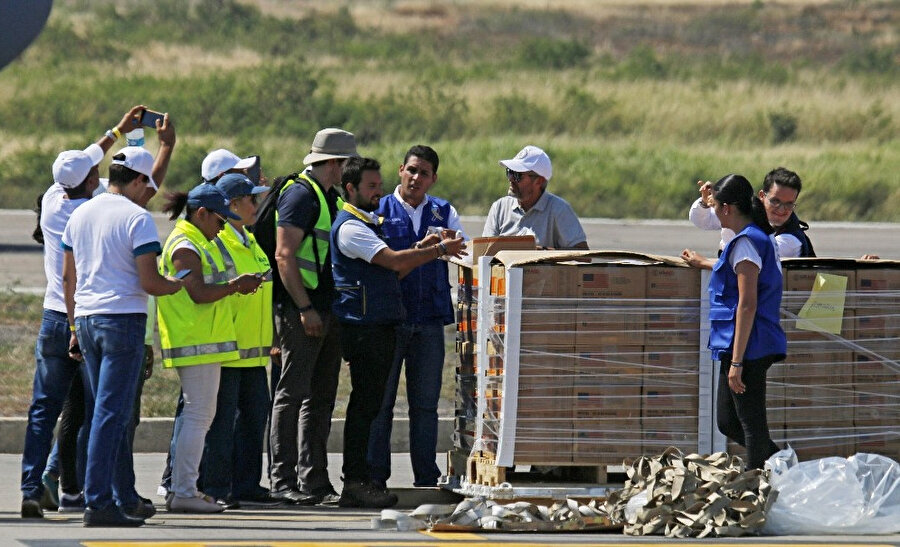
[337, 219, 388, 263]
[775, 233, 803, 259]
[172, 239, 200, 258]
[689, 198, 722, 230]
[447, 205, 469, 241]
[728, 237, 762, 272]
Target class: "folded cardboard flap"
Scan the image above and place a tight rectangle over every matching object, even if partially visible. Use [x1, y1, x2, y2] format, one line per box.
[491, 249, 689, 269]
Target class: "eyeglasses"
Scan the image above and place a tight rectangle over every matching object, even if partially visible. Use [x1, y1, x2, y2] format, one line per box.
[506, 168, 536, 183]
[765, 195, 797, 212]
[213, 212, 228, 226]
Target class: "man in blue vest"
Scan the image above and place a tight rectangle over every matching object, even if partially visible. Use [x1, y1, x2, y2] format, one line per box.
[368, 145, 467, 488]
[331, 157, 465, 508]
[269, 128, 358, 505]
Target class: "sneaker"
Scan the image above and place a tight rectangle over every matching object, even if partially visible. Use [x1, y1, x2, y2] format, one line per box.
[21, 498, 43, 519]
[168, 493, 224, 513]
[58, 492, 85, 513]
[306, 485, 341, 506]
[338, 480, 398, 509]
[83, 506, 144, 527]
[40, 472, 59, 511]
[123, 499, 157, 519]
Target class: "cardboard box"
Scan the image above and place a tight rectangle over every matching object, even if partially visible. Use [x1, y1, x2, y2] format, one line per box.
[573, 385, 642, 419]
[854, 384, 900, 425]
[782, 350, 853, 386]
[642, 386, 699, 422]
[577, 265, 647, 299]
[573, 418, 642, 462]
[853, 340, 900, 385]
[856, 267, 900, 307]
[644, 306, 701, 346]
[782, 387, 854, 424]
[782, 267, 856, 314]
[643, 346, 700, 389]
[646, 266, 701, 299]
[574, 346, 644, 386]
[471, 235, 536, 260]
[853, 307, 900, 340]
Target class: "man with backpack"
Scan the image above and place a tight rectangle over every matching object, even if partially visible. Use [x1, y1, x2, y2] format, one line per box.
[267, 128, 358, 505]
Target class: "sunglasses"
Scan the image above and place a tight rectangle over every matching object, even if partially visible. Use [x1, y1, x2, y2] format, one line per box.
[506, 168, 529, 183]
[213, 212, 228, 226]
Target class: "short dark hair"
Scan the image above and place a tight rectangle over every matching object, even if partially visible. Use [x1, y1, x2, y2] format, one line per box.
[762, 167, 801, 194]
[341, 157, 381, 198]
[108, 153, 142, 188]
[403, 145, 439, 174]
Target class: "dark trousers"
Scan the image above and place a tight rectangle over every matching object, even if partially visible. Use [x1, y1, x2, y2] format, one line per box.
[270, 304, 342, 493]
[200, 366, 270, 499]
[716, 356, 781, 470]
[341, 323, 397, 483]
[56, 370, 87, 495]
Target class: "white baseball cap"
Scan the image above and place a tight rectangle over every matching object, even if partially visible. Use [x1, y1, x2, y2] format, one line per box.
[111, 146, 157, 189]
[52, 143, 104, 188]
[201, 149, 255, 181]
[498, 145, 552, 181]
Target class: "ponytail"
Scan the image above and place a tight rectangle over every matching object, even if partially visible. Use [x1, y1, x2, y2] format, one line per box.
[750, 195, 774, 235]
[161, 191, 189, 221]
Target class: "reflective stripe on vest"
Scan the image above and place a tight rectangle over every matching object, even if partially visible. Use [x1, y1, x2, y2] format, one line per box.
[238, 346, 271, 359]
[277, 173, 334, 290]
[162, 233, 227, 284]
[213, 237, 239, 279]
[161, 340, 239, 360]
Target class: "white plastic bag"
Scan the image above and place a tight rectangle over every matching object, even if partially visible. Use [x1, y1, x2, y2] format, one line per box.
[763, 447, 900, 535]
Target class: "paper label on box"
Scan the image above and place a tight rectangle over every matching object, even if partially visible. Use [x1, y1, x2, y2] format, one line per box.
[796, 273, 848, 335]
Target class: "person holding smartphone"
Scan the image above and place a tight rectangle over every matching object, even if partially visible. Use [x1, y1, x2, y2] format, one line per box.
[156, 184, 262, 513]
[196, 173, 278, 508]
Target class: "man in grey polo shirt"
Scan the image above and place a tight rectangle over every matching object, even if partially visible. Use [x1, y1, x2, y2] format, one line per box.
[482, 145, 588, 250]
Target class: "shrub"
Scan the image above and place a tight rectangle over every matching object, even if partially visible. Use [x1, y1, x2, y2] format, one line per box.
[769, 111, 797, 144]
[518, 37, 590, 69]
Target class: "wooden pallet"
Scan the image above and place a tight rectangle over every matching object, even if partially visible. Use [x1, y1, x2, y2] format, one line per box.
[466, 450, 622, 488]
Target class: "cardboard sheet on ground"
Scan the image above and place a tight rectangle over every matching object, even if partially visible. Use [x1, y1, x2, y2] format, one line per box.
[795, 273, 848, 335]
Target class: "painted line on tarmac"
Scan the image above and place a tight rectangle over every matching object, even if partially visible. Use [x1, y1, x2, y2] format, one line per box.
[78, 542, 897, 547]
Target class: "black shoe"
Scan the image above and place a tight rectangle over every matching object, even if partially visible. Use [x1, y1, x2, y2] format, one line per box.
[21, 498, 43, 519]
[83, 506, 145, 527]
[338, 480, 398, 509]
[236, 490, 283, 507]
[269, 488, 315, 505]
[307, 485, 341, 506]
[123, 499, 157, 519]
[216, 497, 241, 510]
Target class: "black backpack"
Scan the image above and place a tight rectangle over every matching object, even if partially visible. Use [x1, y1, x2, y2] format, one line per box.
[251, 173, 321, 291]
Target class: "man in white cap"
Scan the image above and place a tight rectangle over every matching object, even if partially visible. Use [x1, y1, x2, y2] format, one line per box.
[482, 145, 588, 250]
[269, 128, 358, 505]
[201, 149, 256, 183]
[62, 145, 184, 526]
[20, 105, 176, 520]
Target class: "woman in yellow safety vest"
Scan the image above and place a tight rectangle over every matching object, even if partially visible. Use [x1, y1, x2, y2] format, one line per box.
[198, 173, 276, 506]
[157, 183, 261, 513]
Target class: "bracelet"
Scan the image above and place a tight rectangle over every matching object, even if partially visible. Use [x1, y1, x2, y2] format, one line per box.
[69, 325, 76, 332]
[297, 304, 314, 313]
[413, 241, 423, 249]
[111, 127, 122, 140]
[437, 242, 448, 256]
[731, 361, 742, 367]
[698, 198, 710, 209]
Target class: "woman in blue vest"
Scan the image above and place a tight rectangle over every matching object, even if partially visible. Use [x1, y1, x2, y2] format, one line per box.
[683, 174, 787, 470]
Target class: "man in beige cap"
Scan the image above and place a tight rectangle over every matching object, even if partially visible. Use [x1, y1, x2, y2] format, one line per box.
[269, 128, 358, 505]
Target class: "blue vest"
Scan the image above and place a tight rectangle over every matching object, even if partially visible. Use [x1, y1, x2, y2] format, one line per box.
[331, 208, 404, 325]
[708, 224, 787, 362]
[376, 194, 454, 326]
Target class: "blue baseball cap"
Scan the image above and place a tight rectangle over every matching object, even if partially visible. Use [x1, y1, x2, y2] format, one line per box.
[187, 183, 241, 220]
[215, 173, 270, 200]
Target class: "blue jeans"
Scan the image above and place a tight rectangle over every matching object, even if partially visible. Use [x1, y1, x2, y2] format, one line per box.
[21, 310, 88, 500]
[367, 322, 444, 486]
[77, 313, 145, 510]
[200, 366, 270, 499]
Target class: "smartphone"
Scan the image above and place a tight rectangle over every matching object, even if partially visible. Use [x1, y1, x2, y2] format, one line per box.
[140, 108, 165, 128]
[245, 155, 261, 185]
[174, 269, 192, 280]
[257, 267, 272, 280]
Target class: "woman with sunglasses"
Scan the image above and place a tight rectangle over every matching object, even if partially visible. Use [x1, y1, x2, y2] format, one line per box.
[157, 183, 262, 513]
[196, 173, 276, 507]
[683, 174, 787, 470]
